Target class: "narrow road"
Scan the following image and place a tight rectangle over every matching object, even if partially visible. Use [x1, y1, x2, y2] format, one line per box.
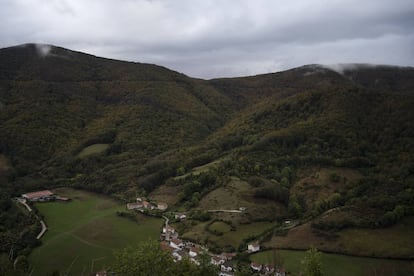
[36, 220, 47, 239]
[207, 209, 242, 213]
[15, 198, 47, 239]
[16, 198, 32, 212]
[162, 215, 169, 228]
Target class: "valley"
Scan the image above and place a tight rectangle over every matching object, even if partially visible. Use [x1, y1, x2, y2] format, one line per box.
[0, 44, 413, 275]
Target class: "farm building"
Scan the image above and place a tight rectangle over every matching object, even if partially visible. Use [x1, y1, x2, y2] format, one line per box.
[174, 213, 187, 220]
[157, 202, 168, 211]
[127, 202, 143, 210]
[250, 262, 262, 272]
[22, 190, 54, 202]
[247, 241, 260, 252]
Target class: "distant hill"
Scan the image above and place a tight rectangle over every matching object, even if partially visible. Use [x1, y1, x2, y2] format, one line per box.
[0, 43, 413, 259]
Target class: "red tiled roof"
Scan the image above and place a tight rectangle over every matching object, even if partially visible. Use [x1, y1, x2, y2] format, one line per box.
[190, 247, 200, 253]
[164, 225, 175, 231]
[22, 190, 53, 199]
[160, 241, 173, 252]
[171, 238, 183, 245]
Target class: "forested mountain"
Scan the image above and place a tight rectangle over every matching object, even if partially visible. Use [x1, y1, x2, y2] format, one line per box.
[1, 44, 413, 261]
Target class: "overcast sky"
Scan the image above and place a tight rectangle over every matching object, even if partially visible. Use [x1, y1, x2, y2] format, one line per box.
[1, 0, 413, 79]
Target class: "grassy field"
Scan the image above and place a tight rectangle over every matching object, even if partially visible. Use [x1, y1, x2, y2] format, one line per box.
[182, 220, 274, 250]
[199, 177, 286, 222]
[267, 216, 414, 259]
[208, 221, 232, 234]
[77, 144, 110, 158]
[251, 249, 414, 276]
[28, 188, 163, 276]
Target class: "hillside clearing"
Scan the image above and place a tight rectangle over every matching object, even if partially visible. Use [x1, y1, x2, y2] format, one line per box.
[265, 216, 414, 259]
[77, 144, 110, 158]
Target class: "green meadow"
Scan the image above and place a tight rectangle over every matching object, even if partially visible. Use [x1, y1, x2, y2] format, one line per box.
[77, 143, 110, 158]
[250, 249, 414, 276]
[28, 188, 163, 276]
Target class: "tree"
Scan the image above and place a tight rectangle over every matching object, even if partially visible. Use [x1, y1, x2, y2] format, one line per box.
[302, 247, 323, 276]
[198, 251, 219, 276]
[112, 240, 217, 276]
[112, 240, 176, 276]
[288, 196, 302, 218]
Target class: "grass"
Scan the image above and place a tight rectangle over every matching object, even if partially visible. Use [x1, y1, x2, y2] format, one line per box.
[199, 177, 286, 222]
[0, 154, 11, 171]
[181, 176, 281, 250]
[250, 249, 414, 276]
[28, 188, 163, 276]
[182, 220, 274, 249]
[77, 144, 110, 158]
[208, 221, 232, 234]
[291, 167, 362, 208]
[266, 216, 414, 259]
[174, 156, 229, 180]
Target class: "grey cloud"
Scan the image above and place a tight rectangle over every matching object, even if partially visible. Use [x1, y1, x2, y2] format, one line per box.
[0, 0, 413, 78]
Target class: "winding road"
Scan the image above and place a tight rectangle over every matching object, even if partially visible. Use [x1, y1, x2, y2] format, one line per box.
[16, 198, 47, 240]
[207, 209, 242, 213]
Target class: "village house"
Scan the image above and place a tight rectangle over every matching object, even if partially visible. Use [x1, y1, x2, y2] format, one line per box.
[221, 261, 234, 273]
[247, 241, 260, 252]
[142, 200, 155, 209]
[170, 238, 184, 249]
[250, 262, 262, 272]
[162, 225, 177, 241]
[174, 213, 187, 220]
[95, 270, 107, 276]
[162, 225, 175, 234]
[263, 264, 275, 274]
[211, 255, 226, 266]
[220, 252, 236, 261]
[172, 250, 186, 261]
[219, 272, 234, 276]
[189, 247, 200, 258]
[22, 190, 54, 202]
[126, 202, 143, 210]
[157, 202, 168, 211]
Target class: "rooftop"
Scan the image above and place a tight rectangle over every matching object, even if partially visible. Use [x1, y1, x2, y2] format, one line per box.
[22, 190, 54, 199]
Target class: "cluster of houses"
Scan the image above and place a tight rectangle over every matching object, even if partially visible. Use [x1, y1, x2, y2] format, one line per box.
[161, 223, 236, 276]
[126, 197, 168, 212]
[250, 262, 286, 276]
[159, 223, 285, 276]
[159, 223, 237, 275]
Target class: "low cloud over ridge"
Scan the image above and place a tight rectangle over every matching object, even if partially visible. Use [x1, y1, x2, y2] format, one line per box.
[1, 0, 413, 78]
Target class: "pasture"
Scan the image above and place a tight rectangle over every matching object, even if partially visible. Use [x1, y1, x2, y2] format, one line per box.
[182, 220, 274, 250]
[267, 216, 414, 259]
[77, 143, 109, 158]
[28, 188, 163, 276]
[250, 249, 414, 276]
